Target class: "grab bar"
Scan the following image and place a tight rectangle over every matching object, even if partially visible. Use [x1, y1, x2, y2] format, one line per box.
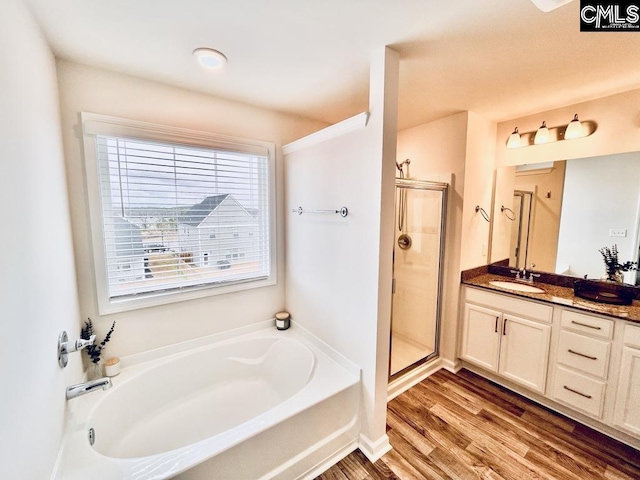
[292, 206, 349, 217]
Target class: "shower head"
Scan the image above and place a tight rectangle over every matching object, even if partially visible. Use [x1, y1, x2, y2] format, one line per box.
[396, 159, 411, 179]
[395, 158, 411, 171]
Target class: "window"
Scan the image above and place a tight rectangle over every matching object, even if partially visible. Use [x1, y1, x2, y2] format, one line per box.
[82, 113, 276, 314]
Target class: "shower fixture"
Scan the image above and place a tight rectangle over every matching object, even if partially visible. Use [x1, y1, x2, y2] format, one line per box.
[396, 159, 411, 233]
[396, 158, 410, 179]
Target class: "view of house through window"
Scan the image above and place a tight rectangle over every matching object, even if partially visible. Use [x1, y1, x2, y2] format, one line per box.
[97, 135, 271, 300]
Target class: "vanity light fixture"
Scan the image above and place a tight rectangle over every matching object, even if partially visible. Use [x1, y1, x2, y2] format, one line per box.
[505, 113, 595, 148]
[507, 127, 521, 149]
[534, 121, 550, 145]
[564, 114, 585, 140]
[193, 48, 227, 70]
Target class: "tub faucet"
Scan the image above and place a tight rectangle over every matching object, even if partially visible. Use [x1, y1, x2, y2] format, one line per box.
[66, 377, 112, 400]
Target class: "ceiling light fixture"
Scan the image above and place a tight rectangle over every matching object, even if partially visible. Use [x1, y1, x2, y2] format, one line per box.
[534, 121, 550, 145]
[530, 0, 574, 12]
[564, 114, 585, 140]
[193, 48, 227, 69]
[507, 127, 521, 149]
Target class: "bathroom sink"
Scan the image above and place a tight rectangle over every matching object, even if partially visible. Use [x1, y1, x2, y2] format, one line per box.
[489, 281, 545, 294]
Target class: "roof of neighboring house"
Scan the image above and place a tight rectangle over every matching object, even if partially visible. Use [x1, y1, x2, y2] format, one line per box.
[180, 194, 230, 227]
[113, 217, 144, 257]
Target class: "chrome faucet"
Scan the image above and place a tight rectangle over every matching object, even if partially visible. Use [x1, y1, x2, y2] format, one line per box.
[66, 377, 112, 400]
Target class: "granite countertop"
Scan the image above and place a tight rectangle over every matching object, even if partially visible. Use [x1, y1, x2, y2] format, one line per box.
[462, 272, 640, 323]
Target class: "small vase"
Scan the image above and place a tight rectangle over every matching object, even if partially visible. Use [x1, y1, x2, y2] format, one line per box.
[603, 270, 624, 284]
[87, 362, 103, 380]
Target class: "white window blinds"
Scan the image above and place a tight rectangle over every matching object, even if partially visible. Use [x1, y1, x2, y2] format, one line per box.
[95, 134, 271, 302]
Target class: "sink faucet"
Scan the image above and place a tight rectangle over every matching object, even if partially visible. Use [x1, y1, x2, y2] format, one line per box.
[511, 264, 541, 283]
[66, 377, 112, 400]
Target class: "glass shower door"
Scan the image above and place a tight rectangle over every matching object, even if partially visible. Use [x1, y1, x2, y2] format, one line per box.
[390, 179, 447, 377]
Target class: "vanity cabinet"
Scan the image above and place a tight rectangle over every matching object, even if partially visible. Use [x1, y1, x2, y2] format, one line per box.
[613, 324, 640, 436]
[460, 288, 552, 394]
[460, 283, 640, 450]
[551, 310, 613, 419]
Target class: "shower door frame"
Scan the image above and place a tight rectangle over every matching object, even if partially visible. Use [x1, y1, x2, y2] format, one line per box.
[389, 178, 448, 381]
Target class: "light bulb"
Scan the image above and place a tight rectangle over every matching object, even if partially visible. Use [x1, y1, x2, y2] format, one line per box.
[534, 121, 550, 145]
[564, 114, 585, 140]
[507, 127, 521, 149]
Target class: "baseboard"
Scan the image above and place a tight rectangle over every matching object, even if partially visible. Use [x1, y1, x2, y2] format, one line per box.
[441, 357, 462, 373]
[387, 358, 443, 401]
[298, 440, 359, 479]
[358, 433, 392, 462]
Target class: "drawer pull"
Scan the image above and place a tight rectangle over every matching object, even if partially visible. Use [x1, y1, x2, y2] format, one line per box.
[563, 385, 592, 399]
[503, 318, 508, 336]
[567, 349, 597, 361]
[495, 316, 499, 333]
[571, 320, 601, 330]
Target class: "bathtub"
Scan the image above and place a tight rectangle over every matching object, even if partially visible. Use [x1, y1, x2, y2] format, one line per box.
[56, 322, 360, 480]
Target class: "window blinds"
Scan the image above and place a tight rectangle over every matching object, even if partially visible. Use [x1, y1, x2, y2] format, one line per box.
[96, 135, 271, 300]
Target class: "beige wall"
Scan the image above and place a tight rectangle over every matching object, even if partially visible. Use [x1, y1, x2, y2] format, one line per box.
[0, 1, 83, 478]
[496, 88, 640, 167]
[56, 60, 328, 358]
[514, 162, 566, 273]
[461, 111, 497, 271]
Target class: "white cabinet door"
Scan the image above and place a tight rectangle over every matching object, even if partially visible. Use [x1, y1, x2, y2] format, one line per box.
[498, 315, 551, 394]
[460, 304, 501, 373]
[613, 346, 640, 436]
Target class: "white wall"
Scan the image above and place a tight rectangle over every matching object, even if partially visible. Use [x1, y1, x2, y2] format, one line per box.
[0, 1, 83, 478]
[396, 113, 468, 365]
[56, 60, 327, 357]
[284, 47, 398, 455]
[556, 153, 640, 280]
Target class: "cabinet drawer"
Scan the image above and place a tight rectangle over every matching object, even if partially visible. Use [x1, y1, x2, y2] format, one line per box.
[553, 366, 606, 418]
[556, 331, 611, 379]
[561, 310, 613, 339]
[623, 324, 640, 349]
[465, 287, 552, 323]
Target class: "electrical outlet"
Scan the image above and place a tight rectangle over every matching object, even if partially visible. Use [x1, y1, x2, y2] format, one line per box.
[609, 228, 627, 238]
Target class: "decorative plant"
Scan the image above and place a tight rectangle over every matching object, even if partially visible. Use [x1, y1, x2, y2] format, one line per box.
[80, 318, 116, 364]
[599, 244, 637, 282]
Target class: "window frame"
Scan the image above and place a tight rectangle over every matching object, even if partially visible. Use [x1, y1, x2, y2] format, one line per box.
[81, 112, 277, 314]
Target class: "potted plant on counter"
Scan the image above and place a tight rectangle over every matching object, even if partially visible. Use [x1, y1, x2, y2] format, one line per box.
[599, 244, 637, 283]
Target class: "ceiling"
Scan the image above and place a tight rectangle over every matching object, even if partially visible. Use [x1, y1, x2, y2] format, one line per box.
[25, 0, 640, 130]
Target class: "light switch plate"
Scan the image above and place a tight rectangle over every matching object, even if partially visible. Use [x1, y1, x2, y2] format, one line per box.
[609, 228, 627, 237]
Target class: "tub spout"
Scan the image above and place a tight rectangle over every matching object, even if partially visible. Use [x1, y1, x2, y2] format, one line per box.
[66, 377, 112, 400]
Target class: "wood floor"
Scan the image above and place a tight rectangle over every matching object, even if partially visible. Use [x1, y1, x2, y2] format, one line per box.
[316, 369, 640, 480]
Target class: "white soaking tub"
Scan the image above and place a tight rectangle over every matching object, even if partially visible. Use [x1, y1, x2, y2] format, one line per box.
[56, 323, 360, 480]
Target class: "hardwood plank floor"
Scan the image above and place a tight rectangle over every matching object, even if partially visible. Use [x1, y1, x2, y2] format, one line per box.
[315, 369, 640, 480]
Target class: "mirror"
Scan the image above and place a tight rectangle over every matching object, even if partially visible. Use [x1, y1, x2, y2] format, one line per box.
[490, 152, 640, 285]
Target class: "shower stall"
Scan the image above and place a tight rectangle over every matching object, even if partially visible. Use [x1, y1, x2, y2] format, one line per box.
[389, 173, 448, 378]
